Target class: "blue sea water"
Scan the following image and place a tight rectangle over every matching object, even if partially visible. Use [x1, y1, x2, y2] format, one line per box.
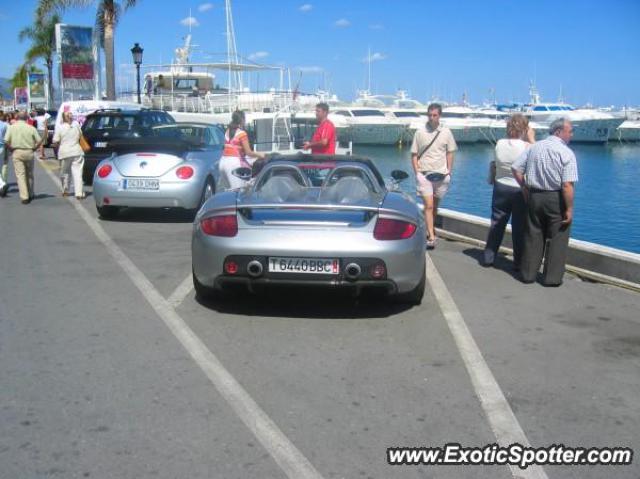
[355, 143, 640, 254]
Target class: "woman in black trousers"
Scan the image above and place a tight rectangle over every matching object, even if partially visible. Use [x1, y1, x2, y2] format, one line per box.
[482, 114, 534, 269]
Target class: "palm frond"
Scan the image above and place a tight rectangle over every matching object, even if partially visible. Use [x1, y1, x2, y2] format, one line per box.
[18, 26, 36, 43]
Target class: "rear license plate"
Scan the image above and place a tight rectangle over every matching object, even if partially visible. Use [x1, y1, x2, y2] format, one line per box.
[94, 141, 107, 148]
[268, 257, 340, 274]
[123, 178, 159, 190]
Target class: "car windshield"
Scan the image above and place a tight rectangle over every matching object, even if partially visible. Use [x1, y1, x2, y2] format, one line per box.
[153, 125, 223, 146]
[252, 163, 379, 205]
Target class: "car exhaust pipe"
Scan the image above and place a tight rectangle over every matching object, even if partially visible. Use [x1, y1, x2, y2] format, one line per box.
[247, 260, 264, 278]
[345, 263, 361, 280]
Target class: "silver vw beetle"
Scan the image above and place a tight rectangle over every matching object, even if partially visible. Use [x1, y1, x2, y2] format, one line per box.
[192, 154, 427, 304]
[92, 122, 224, 219]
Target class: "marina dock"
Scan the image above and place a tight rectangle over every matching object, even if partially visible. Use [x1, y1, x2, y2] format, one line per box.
[1, 156, 637, 479]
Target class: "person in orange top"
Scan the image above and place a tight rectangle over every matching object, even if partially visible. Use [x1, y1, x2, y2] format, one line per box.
[303, 102, 336, 154]
[219, 110, 265, 190]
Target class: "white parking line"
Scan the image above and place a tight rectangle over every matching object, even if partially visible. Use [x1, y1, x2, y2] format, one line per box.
[40, 166, 325, 479]
[425, 255, 549, 479]
[167, 274, 195, 307]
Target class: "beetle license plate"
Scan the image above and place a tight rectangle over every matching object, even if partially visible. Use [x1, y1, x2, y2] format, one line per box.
[94, 141, 108, 148]
[268, 257, 339, 274]
[123, 178, 159, 190]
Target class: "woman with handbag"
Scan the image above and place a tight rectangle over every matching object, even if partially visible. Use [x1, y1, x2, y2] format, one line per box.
[482, 114, 534, 269]
[53, 111, 86, 199]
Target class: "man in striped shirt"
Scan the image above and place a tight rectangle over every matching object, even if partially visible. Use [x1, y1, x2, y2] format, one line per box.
[511, 118, 578, 286]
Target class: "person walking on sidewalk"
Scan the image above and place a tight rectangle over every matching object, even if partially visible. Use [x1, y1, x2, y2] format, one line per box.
[411, 103, 457, 249]
[482, 114, 535, 269]
[0, 113, 9, 197]
[35, 109, 50, 159]
[512, 118, 578, 286]
[53, 111, 85, 199]
[3, 111, 42, 204]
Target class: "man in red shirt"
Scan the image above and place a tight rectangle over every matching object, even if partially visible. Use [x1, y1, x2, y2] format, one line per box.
[303, 102, 336, 154]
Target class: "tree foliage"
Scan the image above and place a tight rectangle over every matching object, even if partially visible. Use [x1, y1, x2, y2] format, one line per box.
[37, 0, 140, 100]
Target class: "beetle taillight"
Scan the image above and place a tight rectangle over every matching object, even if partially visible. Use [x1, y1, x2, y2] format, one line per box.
[176, 166, 194, 179]
[373, 218, 417, 240]
[200, 215, 238, 237]
[97, 164, 112, 178]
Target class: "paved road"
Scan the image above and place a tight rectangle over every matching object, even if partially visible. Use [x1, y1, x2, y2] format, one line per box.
[0, 157, 638, 478]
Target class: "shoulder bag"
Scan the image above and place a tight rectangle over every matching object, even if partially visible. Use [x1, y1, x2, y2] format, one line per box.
[417, 130, 446, 182]
[78, 126, 91, 153]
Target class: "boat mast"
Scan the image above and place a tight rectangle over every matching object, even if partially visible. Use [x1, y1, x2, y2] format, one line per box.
[225, 0, 242, 109]
[367, 46, 371, 94]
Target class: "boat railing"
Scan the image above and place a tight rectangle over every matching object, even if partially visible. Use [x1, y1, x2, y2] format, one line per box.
[127, 91, 310, 115]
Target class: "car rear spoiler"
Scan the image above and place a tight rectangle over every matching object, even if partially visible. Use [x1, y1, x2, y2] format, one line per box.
[205, 202, 417, 223]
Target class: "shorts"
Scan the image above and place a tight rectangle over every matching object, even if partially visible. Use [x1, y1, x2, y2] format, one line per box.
[417, 172, 450, 199]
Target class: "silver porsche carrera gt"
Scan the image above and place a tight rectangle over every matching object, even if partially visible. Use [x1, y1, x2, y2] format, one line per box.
[191, 154, 427, 304]
[92, 122, 224, 219]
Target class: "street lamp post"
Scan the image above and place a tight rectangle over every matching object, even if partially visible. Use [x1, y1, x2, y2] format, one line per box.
[130, 43, 144, 104]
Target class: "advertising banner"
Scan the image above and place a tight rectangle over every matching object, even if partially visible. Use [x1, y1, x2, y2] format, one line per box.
[27, 72, 46, 105]
[56, 24, 95, 92]
[14, 87, 28, 107]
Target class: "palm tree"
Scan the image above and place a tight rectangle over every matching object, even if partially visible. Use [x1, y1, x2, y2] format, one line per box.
[37, 0, 139, 100]
[19, 13, 61, 107]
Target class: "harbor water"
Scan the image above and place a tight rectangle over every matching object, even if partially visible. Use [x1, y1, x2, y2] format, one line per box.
[356, 143, 640, 254]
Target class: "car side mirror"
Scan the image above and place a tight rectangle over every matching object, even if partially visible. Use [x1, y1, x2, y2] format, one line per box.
[391, 169, 409, 181]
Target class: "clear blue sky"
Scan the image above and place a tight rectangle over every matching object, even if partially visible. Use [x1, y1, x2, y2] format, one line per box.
[2, 0, 639, 106]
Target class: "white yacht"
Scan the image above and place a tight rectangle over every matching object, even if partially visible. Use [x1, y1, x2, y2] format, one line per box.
[521, 84, 624, 143]
[609, 120, 640, 141]
[329, 106, 405, 145]
[384, 110, 424, 143]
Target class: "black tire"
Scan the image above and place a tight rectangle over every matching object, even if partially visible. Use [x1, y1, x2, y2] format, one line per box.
[96, 205, 119, 220]
[193, 269, 219, 301]
[395, 267, 426, 305]
[198, 177, 215, 210]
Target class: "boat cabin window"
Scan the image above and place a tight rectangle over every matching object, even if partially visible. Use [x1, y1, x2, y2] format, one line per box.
[351, 109, 385, 117]
[175, 78, 198, 89]
[333, 110, 352, 117]
[533, 106, 549, 112]
[548, 106, 562, 111]
[393, 111, 420, 118]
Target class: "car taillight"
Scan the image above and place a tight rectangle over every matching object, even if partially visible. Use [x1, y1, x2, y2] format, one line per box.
[176, 166, 194, 179]
[97, 164, 112, 178]
[200, 215, 238, 237]
[373, 218, 417, 240]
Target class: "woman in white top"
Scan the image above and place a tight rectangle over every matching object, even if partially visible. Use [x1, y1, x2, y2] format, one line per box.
[52, 111, 85, 199]
[482, 114, 534, 268]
